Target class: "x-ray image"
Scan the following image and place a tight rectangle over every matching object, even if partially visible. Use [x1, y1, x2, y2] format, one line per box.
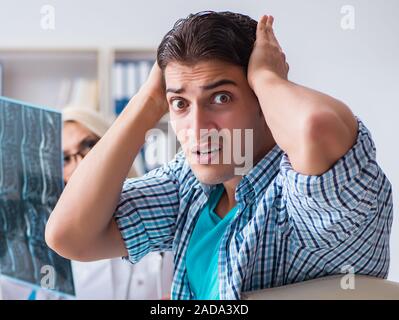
[0, 97, 75, 297]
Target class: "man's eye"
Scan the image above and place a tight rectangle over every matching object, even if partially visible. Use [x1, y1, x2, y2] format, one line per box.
[213, 93, 231, 104]
[171, 99, 187, 110]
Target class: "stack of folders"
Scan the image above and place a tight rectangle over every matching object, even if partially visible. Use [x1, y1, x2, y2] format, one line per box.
[112, 59, 154, 115]
[113, 59, 165, 176]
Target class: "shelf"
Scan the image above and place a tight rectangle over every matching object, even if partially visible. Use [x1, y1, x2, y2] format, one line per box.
[114, 49, 156, 61]
[0, 50, 98, 110]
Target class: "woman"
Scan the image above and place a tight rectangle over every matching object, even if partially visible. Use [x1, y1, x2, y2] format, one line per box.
[0, 107, 173, 300]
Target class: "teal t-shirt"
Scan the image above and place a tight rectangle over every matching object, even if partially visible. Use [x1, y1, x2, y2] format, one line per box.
[185, 184, 238, 300]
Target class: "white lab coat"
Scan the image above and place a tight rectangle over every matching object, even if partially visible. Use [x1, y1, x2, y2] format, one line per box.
[0, 252, 174, 300]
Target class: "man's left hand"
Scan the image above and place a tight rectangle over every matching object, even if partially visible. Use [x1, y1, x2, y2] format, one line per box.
[248, 15, 289, 90]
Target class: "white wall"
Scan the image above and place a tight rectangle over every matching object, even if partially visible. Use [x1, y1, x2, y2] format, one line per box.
[1, 0, 398, 281]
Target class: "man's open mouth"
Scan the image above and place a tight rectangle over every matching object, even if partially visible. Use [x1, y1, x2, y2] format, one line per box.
[194, 146, 221, 155]
[190, 145, 222, 164]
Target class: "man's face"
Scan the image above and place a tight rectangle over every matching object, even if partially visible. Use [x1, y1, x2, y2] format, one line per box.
[165, 59, 271, 185]
[62, 121, 99, 184]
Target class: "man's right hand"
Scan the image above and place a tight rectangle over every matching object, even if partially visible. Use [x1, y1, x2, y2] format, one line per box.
[133, 62, 169, 118]
[45, 62, 170, 262]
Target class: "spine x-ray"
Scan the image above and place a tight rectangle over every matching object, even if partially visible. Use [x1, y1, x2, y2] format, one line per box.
[0, 97, 75, 297]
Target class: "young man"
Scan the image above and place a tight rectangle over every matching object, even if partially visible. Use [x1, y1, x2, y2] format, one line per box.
[45, 12, 393, 300]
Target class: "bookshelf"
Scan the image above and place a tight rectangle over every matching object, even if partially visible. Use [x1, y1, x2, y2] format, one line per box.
[0, 47, 176, 175]
[0, 49, 98, 110]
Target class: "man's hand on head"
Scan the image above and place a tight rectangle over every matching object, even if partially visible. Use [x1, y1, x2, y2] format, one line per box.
[133, 62, 169, 117]
[246, 15, 358, 177]
[248, 15, 289, 91]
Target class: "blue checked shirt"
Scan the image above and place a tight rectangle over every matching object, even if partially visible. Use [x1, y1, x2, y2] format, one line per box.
[114, 119, 393, 300]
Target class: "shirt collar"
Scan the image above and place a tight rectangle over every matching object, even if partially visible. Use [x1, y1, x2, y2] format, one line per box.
[235, 144, 283, 203]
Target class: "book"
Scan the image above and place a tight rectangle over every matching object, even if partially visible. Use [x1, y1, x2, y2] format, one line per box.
[112, 59, 160, 174]
[112, 59, 154, 116]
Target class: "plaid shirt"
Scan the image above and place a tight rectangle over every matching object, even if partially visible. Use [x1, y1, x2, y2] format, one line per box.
[114, 119, 393, 299]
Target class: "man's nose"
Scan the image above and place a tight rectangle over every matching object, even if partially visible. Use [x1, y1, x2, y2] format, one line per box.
[189, 105, 212, 142]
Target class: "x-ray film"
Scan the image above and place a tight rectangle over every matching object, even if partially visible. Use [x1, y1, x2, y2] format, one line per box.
[0, 96, 75, 297]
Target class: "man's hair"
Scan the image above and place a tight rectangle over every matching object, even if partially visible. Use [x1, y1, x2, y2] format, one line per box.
[157, 11, 257, 72]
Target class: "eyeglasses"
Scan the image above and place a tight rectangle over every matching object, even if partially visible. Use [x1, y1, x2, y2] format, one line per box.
[63, 137, 99, 167]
